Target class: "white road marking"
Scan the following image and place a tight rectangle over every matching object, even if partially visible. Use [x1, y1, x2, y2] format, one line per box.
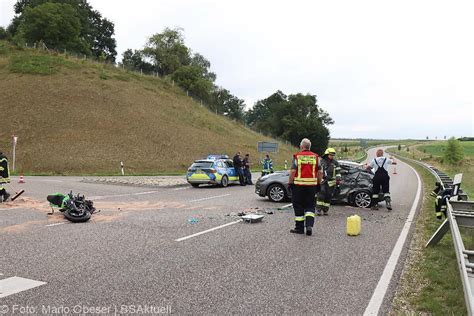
[90, 190, 160, 200]
[45, 222, 67, 227]
[364, 161, 422, 315]
[173, 187, 190, 191]
[189, 194, 231, 202]
[37, 179, 63, 182]
[0, 276, 46, 298]
[175, 220, 241, 242]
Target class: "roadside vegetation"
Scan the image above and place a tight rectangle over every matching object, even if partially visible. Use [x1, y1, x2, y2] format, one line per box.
[390, 162, 466, 314]
[389, 140, 474, 314]
[0, 40, 298, 175]
[395, 139, 473, 198]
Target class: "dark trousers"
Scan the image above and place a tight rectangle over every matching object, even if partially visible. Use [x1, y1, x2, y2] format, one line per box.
[292, 185, 317, 230]
[317, 183, 335, 212]
[372, 174, 390, 203]
[244, 168, 252, 184]
[236, 167, 245, 185]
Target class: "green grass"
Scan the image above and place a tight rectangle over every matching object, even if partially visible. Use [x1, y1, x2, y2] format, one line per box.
[419, 141, 474, 157]
[393, 142, 473, 199]
[390, 159, 467, 315]
[8, 53, 76, 75]
[0, 40, 297, 175]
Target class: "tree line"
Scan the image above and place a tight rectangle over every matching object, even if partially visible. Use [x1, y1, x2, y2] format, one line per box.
[0, 0, 334, 153]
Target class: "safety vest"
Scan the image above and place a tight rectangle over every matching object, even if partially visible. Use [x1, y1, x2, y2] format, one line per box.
[294, 150, 318, 186]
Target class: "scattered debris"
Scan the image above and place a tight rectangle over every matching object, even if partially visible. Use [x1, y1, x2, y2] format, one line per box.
[241, 214, 265, 223]
[188, 217, 199, 224]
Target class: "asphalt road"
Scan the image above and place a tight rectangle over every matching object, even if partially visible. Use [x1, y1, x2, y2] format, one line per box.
[0, 148, 421, 315]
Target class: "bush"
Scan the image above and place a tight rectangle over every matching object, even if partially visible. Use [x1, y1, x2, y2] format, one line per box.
[444, 137, 464, 165]
[0, 27, 7, 40]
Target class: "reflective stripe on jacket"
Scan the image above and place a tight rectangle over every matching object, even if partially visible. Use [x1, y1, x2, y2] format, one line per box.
[294, 150, 318, 186]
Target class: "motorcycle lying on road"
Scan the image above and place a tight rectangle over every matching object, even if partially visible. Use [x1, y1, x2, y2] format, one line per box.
[47, 191, 97, 223]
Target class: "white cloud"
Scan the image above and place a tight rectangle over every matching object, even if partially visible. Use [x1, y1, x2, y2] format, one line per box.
[1, 0, 473, 139]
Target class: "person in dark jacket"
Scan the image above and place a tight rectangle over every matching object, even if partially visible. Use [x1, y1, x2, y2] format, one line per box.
[242, 154, 253, 185]
[233, 152, 246, 186]
[0, 151, 11, 202]
[366, 149, 397, 210]
[316, 148, 341, 215]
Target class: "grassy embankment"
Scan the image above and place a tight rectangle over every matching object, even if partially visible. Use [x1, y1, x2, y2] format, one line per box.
[389, 141, 474, 314]
[0, 41, 297, 175]
[396, 141, 473, 198]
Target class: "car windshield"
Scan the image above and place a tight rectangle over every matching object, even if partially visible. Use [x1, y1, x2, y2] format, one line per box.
[191, 162, 214, 169]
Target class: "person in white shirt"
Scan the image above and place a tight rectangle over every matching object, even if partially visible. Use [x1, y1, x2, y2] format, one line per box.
[366, 149, 397, 210]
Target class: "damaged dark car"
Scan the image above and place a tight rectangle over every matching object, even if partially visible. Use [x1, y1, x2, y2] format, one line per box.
[255, 161, 374, 208]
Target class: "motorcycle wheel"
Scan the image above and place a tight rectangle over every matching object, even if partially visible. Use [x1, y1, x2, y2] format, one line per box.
[64, 208, 91, 223]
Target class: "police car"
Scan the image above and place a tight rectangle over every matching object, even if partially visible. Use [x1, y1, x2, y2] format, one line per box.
[186, 155, 239, 188]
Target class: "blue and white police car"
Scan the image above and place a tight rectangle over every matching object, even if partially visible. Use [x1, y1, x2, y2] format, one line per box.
[186, 154, 239, 188]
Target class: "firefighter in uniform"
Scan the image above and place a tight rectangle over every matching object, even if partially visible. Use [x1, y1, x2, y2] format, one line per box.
[367, 149, 397, 210]
[432, 183, 451, 219]
[261, 154, 273, 176]
[288, 138, 322, 236]
[0, 151, 11, 202]
[316, 148, 341, 215]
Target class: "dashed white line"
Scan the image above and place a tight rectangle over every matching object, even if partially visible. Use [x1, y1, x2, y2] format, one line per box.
[90, 190, 160, 200]
[45, 222, 67, 227]
[175, 220, 242, 242]
[0, 277, 46, 298]
[189, 194, 231, 202]
[173, 187, 190, 191]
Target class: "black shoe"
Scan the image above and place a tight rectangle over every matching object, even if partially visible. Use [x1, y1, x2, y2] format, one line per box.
[386, 200, 392, 211]
[290, 228, 304, 234]
[316, 210, 322, 216]
[3, 192, 10, 202]
[306, 226, 313, 236]
[323, 210, 328, 216]
[371, 204, 379, 210]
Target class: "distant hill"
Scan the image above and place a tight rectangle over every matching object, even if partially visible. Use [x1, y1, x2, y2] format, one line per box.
[0, 41, 296, 175]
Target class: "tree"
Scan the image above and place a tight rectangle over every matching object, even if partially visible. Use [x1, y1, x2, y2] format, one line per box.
[444, 137, 464, 165]
[246, 91, 333, 154]
[407, 147, 410, 152]
[0, 27, 7, 40]
[344, 144, 348, 153]
[398, 144, 401, 151]
[121, 49, 154, 73]
[143, 27, 191, 76]
[14, 3, 88, 53]
[10, 0, 117, 61]
[190, 53, 216, 82]
[211, 88, 245, 121]
[171, 65, 213, 102]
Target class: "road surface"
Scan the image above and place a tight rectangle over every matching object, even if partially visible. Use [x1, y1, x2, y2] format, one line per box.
[0, 148, 421, 314]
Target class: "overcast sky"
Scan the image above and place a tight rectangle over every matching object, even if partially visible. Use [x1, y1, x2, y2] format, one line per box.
[1, 0, 473, 139]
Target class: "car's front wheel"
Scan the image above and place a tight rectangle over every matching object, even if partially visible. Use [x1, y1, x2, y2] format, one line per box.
[267, 184, 287, 202]
[353, 191, 372, 208]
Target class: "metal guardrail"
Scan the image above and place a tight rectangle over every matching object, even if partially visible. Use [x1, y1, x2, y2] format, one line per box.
[388, 152, 473, 314]
[398, 158, 473, 314]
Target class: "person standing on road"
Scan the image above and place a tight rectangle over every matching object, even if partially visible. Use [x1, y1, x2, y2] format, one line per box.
[0, 151, 11, 202]
[366, 149, 397, 210]
[233, 152, 246, 186]
[242, 154, 253, 185]
[261, 154, 273, 176]
[288, 138, 322, 236]
[316, 148, 341, 216]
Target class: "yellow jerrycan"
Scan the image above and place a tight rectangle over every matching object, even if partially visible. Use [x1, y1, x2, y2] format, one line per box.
[346, 215, 361, 236]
